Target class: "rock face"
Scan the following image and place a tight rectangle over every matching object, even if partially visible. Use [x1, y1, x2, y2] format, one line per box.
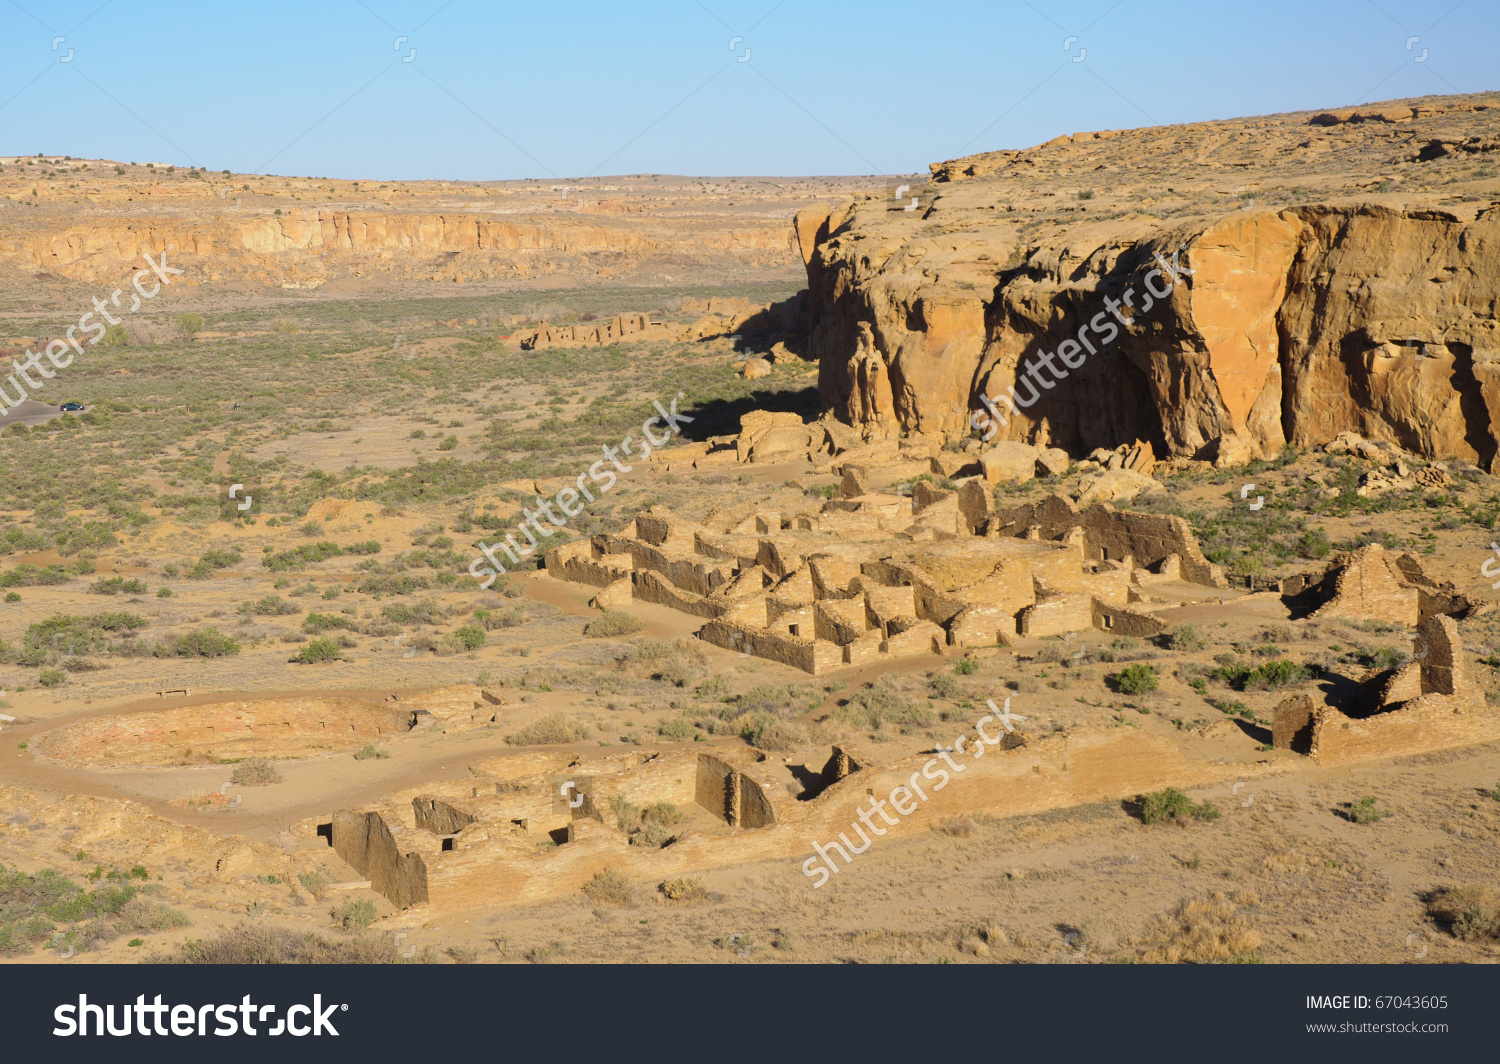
[794, 91, 1500, 468]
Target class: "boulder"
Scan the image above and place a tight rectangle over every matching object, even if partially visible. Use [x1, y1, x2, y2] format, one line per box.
[980, 441, 1039, 485]
[1036, 447, 1070, 477]
[1077, 468, 1161, 507]
[741, 358, 771, 379]
[1212, 433, 1259, 469]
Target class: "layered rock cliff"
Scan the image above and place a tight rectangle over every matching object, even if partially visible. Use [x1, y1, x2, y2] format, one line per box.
[795, 91, 1500, 467]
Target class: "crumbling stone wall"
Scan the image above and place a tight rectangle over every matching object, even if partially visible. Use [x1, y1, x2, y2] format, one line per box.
[1080, 506, 1227, 587]
[332, 809, 430, 908]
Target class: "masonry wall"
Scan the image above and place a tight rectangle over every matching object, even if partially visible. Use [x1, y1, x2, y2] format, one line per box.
[1080, 506, 1226, 587]
[331, 809, 430, 908]
[1310, 697, 1500, 766]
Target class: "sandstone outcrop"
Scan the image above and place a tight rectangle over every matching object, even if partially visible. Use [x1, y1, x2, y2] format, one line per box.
[793, 91, 1500, 469]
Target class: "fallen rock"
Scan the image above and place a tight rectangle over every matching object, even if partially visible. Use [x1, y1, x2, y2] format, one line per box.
[1324, 430, 1384, 461]
[1036, 447, 1070, 477]
[741, 358, 771, 379]
[981, 441, 1039, 484]
[1212, 433, 1259, 469]
[1077, 468, 1162, 507]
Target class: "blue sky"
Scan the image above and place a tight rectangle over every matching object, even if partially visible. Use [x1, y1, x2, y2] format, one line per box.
[0, 0, 1493, 180]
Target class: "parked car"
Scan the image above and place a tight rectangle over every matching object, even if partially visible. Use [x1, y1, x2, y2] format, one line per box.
[59, 402, 85, 411]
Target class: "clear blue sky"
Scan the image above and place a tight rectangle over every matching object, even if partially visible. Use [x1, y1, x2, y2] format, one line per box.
[0, 0, 1493, 180]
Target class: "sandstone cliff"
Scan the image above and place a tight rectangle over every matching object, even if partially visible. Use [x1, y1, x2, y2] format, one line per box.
[795, 91, 1500, 467]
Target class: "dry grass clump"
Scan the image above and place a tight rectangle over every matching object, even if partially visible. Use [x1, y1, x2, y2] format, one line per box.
[505, 713, 590, 745]
[611, 798, 681, 848]
[155, 922, 399, 963]
[1427, 883, 1500, 940]
[616, 637, 707, 686]
[230, 758, 283, 786]
[584, 610, 647, 638]
[936, 814, 975, 837]
[582, 868, 633, 907]
[1138, 891, 1261, 963]
[660, 877, 711, 904]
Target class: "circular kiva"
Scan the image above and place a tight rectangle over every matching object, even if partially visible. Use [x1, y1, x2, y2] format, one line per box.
[32, 697, 417, 768]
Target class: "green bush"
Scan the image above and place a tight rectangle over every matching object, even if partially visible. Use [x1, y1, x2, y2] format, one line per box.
[954, 657, 979, 675]
[89, 577, 147, 595]
[1113, 664, 1159, 695]
[1140, 787, 1221, 825]
[353, 744, 389, 760]
[1347, 796, 1391, 824]
[172, 627, 240, 657]
[263, 542, 343, 572]
[185, 549, 241, 579]
[38, 668, 65, 687]
[176, 313, 203, 335]
[302, 612, 357, 632]
[1213, 659, 1315, 691]
[289, 637, 342, 664]
[453, 624, 486, 650]
[330, 898, 377, 932]
[584, 610, 647, 638]
[241, 595, 298, 616]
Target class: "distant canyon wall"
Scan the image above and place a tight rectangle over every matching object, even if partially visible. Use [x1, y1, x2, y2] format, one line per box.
[1, 210, 797, 286]
[797, 200, 1500, 467]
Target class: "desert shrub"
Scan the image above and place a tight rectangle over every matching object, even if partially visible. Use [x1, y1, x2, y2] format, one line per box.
[115, 898, 190, 933]
[1035, 643, 1065, 663]
[241, 595, 298, 616]
[186, 548, 241, 579]
[835, 677, 933, 731]
[584, 610, 647, 637]
[297, 871, 330, 899]
[171, 627, 240, 657]
[263, 542, 343, 572]
[1162, 624, 1207, 651]
[505, 713, 589, 745]
[1139, 892, 1261, 963]
[1139, 787, 1221, 825]
[330, 898, 378, 932]
[90, 577, 147, 595]
[929, 673, 961, 699]
[1347, 796, 1391, 824]
[582, 868, 633, 907]
[738, 713, 806, 752]
[302, 611, 357, 632]
[954, 657, 979, 675]
[734, 682, 819, 718]
[452, 624, 486, 651]
[159, 922, 399, 963]
[353, 744, 389, 760]
[1113, 664, 1158, 695]
[289, 637, 342, 663]
[1427, 884, 1500, 940]
[231, 759, 283, 786]
[38, 668, 65, 687]
[656, 716, 697, 741]
[0, 563, 71, 587]
[177, 313, 203, 334]
[473, 605, 524, 630]
[660, 877, 710, 904]
[696, 674, 733, 700]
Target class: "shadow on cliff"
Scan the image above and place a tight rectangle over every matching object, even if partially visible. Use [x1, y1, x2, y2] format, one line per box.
[677, 386, 820, 442]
